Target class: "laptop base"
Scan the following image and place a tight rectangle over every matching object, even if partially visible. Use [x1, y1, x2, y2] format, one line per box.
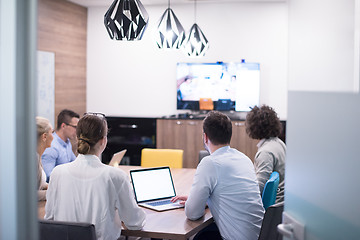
[139, 201, 184, 212]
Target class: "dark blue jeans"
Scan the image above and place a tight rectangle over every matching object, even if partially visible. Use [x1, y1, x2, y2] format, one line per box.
[193, 222, 222, 240]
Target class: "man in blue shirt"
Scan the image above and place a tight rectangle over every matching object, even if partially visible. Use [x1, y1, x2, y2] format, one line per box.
[42, 109, 80, 181]
[172, 111, 264, 240]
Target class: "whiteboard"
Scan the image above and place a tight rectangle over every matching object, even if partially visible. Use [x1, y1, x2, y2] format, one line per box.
[37, 51, 55, 127]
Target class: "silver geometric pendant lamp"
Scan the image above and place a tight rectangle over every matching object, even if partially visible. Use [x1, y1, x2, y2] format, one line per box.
[184, 24, 209, 57]
[104, 0, 149, 41]
[183, 0, 209, 57]
[156, 0, 186, 49]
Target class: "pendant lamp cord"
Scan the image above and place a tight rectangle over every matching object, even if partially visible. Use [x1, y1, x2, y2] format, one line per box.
[168, 0, 170, 9]
[194, 0, 197, 23]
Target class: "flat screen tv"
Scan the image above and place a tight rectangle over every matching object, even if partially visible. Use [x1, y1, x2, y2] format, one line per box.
[176, 62, 260, 111]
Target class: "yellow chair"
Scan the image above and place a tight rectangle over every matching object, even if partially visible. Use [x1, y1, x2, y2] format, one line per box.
[141, 148, 183, 169]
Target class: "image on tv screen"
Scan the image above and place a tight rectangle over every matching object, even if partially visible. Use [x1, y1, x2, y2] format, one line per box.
[176, 62, 260, 111]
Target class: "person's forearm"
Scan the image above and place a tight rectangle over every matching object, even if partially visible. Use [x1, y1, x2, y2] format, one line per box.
[185, 199, 206, 220]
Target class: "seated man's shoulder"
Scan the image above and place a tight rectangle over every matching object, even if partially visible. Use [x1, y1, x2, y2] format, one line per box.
[42, 146, 60, 160]
[198, 157, 220, 175]
[198, 155, 215, 166]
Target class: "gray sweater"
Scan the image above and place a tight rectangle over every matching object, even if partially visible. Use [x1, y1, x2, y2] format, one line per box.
[254, 137, 286, 203]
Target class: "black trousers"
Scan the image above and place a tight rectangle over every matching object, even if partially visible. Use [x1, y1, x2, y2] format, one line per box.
[193, 222, 222, 240]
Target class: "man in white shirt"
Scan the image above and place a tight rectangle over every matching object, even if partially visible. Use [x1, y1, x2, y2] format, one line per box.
[172, 111, 264, 240]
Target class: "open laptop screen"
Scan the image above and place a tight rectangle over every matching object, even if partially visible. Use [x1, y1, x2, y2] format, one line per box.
[130, 167, 176, 203]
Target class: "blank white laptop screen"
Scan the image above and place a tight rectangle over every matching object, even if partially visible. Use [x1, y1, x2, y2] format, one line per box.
[130, 167, 176, 203]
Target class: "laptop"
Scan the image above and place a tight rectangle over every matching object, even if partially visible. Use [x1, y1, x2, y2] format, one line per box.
[108, 149, 127, 167]
[129, 166, 184, 211]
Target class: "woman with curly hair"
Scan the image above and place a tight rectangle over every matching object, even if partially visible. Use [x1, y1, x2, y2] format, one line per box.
[245, 105, 286, 203]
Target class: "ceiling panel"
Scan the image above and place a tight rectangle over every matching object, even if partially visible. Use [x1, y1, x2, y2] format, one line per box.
[68, 0, 286, 7]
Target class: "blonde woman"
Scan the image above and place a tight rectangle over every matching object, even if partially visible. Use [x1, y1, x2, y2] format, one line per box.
[36, 116, 54, 201]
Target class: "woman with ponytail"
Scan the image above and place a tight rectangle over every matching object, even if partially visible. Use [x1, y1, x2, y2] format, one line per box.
[45, 113, 145, 240]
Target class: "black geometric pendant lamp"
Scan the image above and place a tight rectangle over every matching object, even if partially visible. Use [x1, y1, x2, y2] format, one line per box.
[156, 0, 186, 49]
[104, 0, 149, 41]
[183, 0, 209, 57]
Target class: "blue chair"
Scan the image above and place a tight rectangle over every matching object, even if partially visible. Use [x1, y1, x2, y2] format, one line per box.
[262, 171, 280, 210]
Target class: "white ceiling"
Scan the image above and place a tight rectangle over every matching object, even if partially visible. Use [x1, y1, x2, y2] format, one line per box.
[68, 0, 285, 7]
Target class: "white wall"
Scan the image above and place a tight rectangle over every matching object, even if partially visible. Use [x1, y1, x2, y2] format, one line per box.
[288, 0, 357, 92]
[87, 2, 288, 119]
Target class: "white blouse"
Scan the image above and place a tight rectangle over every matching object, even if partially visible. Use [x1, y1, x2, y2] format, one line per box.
[40, 168, 47, 189]
[45, 154, 146, 240]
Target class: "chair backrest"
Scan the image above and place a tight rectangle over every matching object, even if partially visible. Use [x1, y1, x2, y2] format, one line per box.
[258, 202, 284, 240]
[39, 219, 96, 240]
[262, 171, 280, 210]
[141, 148, 183, 168]
[198, 150, 210, 163]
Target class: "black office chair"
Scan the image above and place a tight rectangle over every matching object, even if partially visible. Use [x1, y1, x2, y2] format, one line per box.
[258, 202, 284, 240]
[199, 150, 210, 163]
[39, 219, 97, 240]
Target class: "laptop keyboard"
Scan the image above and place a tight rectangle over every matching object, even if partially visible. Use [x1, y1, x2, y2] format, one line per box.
[147, 199, 173, 206]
